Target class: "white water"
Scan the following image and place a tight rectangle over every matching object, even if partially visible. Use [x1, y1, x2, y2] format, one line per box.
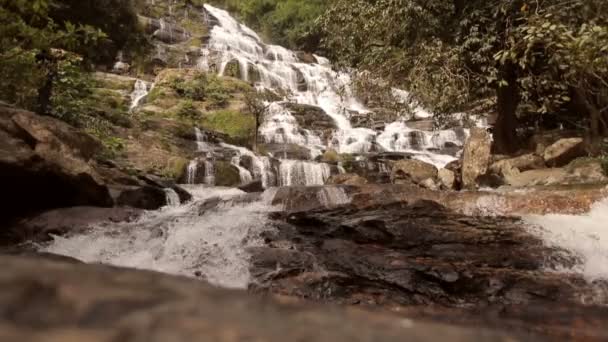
[199, 4, 464, 160]
[42, 187, 278, 289]
[185, 128, 215, 185]
[278, 160, 331, 186]
[164, 188, 181, 207]
[129, 79, 151, 111]
[524, 199, 608, 281]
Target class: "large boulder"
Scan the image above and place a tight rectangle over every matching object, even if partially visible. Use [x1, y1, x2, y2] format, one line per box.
[438, 168, 456, 190]
[543, 137, 586, 167]
[0, 254, 537, 342]
[461, 128, 491, 189]
[390, 159, 438, 186]
[489, 153, 545, 177]
[328, 173, 368, 186]
[504, 158, 608, 187]
[0, 104, 113, 224]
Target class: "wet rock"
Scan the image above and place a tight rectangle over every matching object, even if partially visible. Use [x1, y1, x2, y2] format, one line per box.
[284, 103, 336, 144]
[390, 159, 438, 186]
[543, 137, 586, 167]
[296, 51, 317, 63]
[6, 207, 142, 244]
[261, 143, 312, 161]
[239, 180, 264, 193]
[328, 173, 368, 186]
[462, 128, 491, 189]
[0, 254, 537, 342]
[274, 183, 608, 216]
[252, 201, 608, 340]
[115, 185, 171, 210]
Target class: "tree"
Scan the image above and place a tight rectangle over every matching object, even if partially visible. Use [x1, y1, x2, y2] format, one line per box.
[319, 0, 608, 154]
[0, 0, 142, 117]
[243, 90, 271, 153]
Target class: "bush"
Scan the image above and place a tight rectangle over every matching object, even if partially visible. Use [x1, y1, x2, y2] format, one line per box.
[176, 100, 202, 123]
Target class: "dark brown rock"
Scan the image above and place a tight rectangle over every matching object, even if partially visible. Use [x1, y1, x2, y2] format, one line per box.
[251, 200, 608, 340]
[0, 254, 534, 341]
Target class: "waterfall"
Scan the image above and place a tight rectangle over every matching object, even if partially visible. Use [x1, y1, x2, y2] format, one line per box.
[278, 160, 331, 186]
[221, 143, 274, 187]
[129, 79, 151, 111]
[198, 4, 468, 165]
[185, 128, 216, 185]
[41, 187, 280, 289]
[164, 188, 181, 207]
[524, 199, 608, 281]
[316, 186, 351, 207]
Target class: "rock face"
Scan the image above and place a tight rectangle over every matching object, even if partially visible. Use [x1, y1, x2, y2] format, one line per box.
[0, 103, 192, 226]
[461, 128, 492, 189]
[328, 173, 368, 186]
[0, 254, 535, 342]
[543, 137, 586, 167]
[391, 159, 438, 186]
[251, 201, 608, 340]
[0, 103, 113, 224]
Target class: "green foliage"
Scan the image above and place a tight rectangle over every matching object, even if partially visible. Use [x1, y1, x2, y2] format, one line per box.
[201, 109, 255, 143]
[176, 100, 202, 123]
[169, 72, 232, 108]
[49, 54, 94, 125]
[320, 0, 608, 148]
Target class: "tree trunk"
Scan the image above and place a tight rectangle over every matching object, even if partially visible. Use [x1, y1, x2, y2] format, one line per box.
[573, 87, 602, 155]
[493, 63, 520, 154]
[253, 114, 259, 153]
[35, 50, 56, 116]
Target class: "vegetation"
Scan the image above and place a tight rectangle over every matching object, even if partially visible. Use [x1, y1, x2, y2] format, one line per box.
[201, 109, 255, 146]
[0, 0, 143, 124]
[319, 0, 608, 154]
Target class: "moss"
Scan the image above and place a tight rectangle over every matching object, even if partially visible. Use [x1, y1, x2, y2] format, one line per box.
[201, 110, 254, 141]
[161, 156, 189, 181]
[92, 73, 136, 91]
[214, 161, 241, 186]
[321, 149, 340, 163]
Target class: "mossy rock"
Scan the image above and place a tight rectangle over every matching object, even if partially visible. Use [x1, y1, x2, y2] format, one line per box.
[200, 110, 254, 144]
[214, 161, 242, 186]
[93, 72, 137, 91]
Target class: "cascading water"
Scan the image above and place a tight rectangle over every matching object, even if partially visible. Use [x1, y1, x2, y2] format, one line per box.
[42, 186, 279, 289]
[278, 160, 331, 186]
[524, 198, 608, 281]
[185, 128, 215, 185]
[129, 79, 151, 111]
[198, 4, 467, 169]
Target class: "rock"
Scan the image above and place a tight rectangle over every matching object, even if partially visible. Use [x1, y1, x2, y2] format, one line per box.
[7, 207, 142, 244]
[284, 103, 336, 144]
[115, 185, 171, 210]
[295, 51, 317, 63]
[0, 104, 113, 224]
[260, 143, 312, 161]
[274, 183, 608, 216]
[390, 159, 438, 185]
[252, 202, 608, 340]
[239, 180, 264, 193]
[461, 128, 492, 189]
[543, 137, 586, 167]
[328, 173, 368, 186]
[0, 254, 539, 342]
[438, 168, 456, 190]
[489, 153, 545, 177]
[504, 158, 608, 187]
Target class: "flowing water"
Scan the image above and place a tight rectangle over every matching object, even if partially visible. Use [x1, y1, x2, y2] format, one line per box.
[199, 4, 463, 168]
[42, 187, 277, 289]
[524, 199, 608, 281]
[129, 79, 151, 111]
